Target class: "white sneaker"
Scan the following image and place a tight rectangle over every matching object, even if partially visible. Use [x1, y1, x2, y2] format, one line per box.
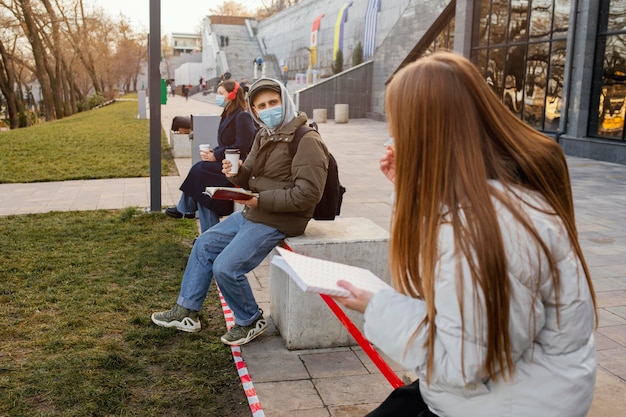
[151, 304, 201, 333]
[220, 313, 267, 345]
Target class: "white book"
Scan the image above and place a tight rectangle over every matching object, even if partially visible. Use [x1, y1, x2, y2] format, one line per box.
[271, 247, 392, 297]
[203, 186, 259, 201]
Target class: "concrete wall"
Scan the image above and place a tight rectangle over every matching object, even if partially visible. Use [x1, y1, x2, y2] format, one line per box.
[174, 62, 203, 87]
[195, 0, 626, 165]
[256, 0, 411, 78]
[278, 0, 451, 119]
[370, 0, 451, 117]
[296, 61, 373, 120]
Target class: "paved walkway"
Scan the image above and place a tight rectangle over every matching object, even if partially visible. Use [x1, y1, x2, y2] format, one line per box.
[1, 94, 624, 416]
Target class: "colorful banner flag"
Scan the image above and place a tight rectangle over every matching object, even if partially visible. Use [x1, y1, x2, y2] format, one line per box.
[333, 2, 353, 60]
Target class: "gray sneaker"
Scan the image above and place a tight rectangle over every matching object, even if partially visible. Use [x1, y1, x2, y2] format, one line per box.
[151, 304, 201, 333]
[220, 313, 267, 345]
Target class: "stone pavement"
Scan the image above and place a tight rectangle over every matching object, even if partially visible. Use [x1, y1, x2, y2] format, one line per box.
[0, 93, 624, 416]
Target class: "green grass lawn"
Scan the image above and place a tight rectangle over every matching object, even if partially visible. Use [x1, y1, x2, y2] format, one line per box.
[0, 209, 250, 416]
[0, 100, 177, 183]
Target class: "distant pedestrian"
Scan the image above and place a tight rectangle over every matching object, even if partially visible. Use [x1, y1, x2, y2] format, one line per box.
[225, 36, 229, 46]
[170, 83, 175, 97]
[282, 65, 288, 86]
[220, 35, 225, 47]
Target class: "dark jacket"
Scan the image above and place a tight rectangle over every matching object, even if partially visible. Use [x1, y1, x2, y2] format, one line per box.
[180, 108, 256, 214]
[228, 112, 329, 236]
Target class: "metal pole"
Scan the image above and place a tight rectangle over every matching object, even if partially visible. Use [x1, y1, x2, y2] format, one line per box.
[149, 0, 161, 211]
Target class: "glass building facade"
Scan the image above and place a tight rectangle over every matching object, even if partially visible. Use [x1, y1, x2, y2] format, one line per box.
[471, 0, 569, 133]
[590, 0, 626, 141]
[295, 0, 625, 163]
[468, 0, 626, 148]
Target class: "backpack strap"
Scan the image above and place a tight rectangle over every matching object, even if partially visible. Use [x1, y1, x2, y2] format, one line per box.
[288, 124, 318, 158]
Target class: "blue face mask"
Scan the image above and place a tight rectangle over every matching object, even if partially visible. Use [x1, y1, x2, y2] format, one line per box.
[215, 95, 227, 108]
[258, 106, 283, 129]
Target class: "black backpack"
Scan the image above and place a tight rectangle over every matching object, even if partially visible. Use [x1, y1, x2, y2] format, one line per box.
[289, 123, 346, 220]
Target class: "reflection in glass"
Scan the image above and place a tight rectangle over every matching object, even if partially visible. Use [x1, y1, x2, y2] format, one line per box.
[523, 43, 549, 128]
[546, 40, 566, 132]
[607, 0, 626, 32]
[490, 0, 508, 45]
[597, 35, 626, 138]
[553, 0, 569, 35]
[474, 49, 491, 88]
[490, 47, 507, 97]
[503, 46, 526, 117]
[471, 0, 576, 134]
[529, 0, 552, 40]
[509, 1, 529, 42]
[476, 0, 491, 47]
[425, 18, 455, 55]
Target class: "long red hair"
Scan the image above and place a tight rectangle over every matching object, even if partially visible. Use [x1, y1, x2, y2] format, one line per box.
[385, 51, 596, 382]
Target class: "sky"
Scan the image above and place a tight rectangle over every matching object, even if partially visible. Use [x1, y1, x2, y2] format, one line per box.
[86, 0, 266, 34]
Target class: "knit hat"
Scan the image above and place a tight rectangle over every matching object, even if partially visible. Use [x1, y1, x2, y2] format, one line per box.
[248, 78, 282, 105]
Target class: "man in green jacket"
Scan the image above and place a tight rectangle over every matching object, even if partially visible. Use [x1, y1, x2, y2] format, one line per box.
[152, 78, 329, 345]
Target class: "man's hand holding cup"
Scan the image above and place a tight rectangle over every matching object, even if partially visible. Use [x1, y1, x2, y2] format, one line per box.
[222, 149, 241, 176]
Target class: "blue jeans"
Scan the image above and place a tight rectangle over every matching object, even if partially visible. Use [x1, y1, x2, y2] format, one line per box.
[176, 211, 286, 326]
[177, 192, 219, 232]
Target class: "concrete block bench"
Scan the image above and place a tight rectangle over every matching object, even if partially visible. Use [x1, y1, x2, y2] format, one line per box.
[169, 130, 191, 158]
[269, 217, 390, 350]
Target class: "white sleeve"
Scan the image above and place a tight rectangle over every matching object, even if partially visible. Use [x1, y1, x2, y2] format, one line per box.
[364, 222, 542, 389]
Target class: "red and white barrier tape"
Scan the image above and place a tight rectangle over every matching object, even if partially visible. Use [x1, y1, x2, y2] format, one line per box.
[214, 241, 403, 417]
[217, 285, 265, 417]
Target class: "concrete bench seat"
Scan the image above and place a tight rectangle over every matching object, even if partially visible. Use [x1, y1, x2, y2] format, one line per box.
[269, 217, 390, 350]
[169, 130, 191, 157]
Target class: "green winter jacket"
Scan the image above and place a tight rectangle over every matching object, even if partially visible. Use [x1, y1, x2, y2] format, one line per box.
[229, 111, 329, 237]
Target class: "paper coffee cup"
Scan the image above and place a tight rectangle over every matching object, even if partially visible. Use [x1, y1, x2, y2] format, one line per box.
[199, 144, 211, 152]
[225, 149, 240, 174]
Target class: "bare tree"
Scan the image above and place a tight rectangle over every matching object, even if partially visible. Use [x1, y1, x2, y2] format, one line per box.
[56, 0, 104, 96]
[210, 0, 252, 16]
[0, 31, 21, 128]
[113, 20, 148, 94]
[0, 0, 147, 127]
[14, 0, 57, 120]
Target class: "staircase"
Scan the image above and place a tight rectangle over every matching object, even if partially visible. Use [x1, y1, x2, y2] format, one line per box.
[210, 23, 281, 83]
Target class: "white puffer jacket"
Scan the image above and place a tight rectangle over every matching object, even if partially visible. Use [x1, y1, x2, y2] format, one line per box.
[364, 181, 596, 417]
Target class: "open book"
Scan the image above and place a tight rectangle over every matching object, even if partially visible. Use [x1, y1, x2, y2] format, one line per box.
[271, 247, 392, 297]
[204, 186, 259, 201]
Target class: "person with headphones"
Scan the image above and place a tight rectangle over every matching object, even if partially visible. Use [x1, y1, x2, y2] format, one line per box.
[164, 79, 256, 232]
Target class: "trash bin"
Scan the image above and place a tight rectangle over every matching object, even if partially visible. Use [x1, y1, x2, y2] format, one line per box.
[161, 79, 167, 105]
[190, 114, 220, 165]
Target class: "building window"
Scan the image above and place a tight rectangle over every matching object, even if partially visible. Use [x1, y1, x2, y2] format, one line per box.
[471, 0, 569, 133]
[393, 2, 455, 76]
[589, 0, 626, 141]
[424, 14, 455, 55]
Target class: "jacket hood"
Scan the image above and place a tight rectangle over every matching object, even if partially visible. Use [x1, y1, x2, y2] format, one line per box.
[247, 77, 297, 134]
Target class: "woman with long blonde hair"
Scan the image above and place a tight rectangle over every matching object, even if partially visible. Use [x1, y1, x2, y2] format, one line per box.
[334, 51, 597, 417]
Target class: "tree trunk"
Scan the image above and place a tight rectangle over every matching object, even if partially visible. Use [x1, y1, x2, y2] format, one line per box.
[18, 0, 56, 120]
[0, 39, 20, 129]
